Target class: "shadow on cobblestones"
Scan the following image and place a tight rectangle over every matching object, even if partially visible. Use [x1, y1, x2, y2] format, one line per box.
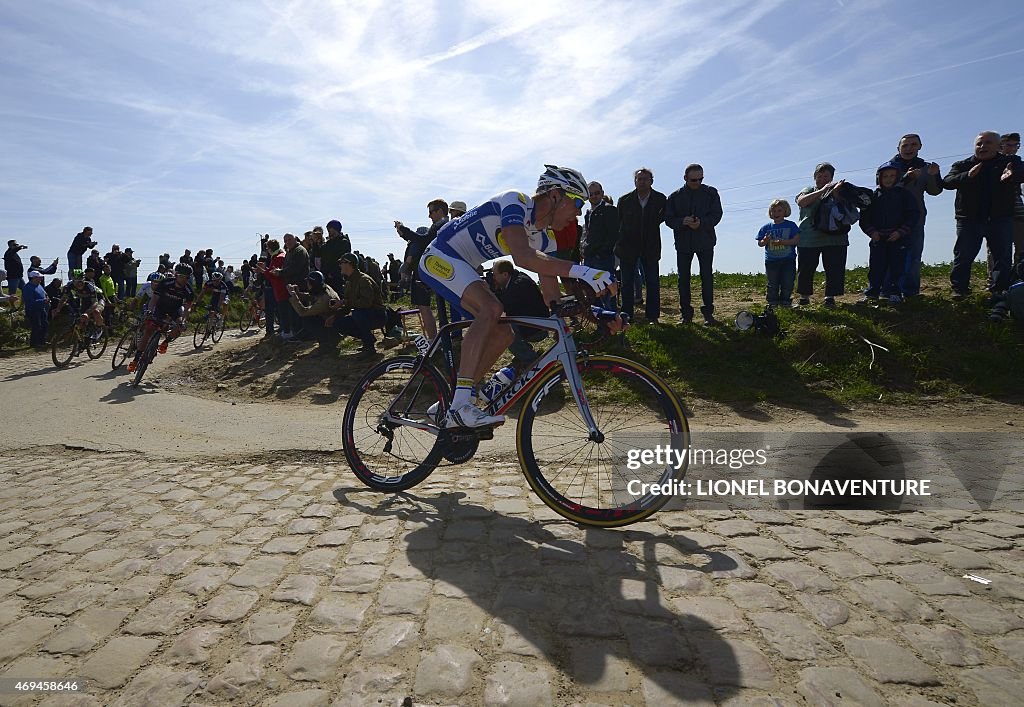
[334, 488, 744, 701]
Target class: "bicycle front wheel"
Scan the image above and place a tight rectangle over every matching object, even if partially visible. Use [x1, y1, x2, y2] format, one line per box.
[111, 326, 137, 370]
[193, 320, 207, 349]
[86, 324, 108, 359]
[51, 325, 77, 368]
[239, 308, 253, 332]
[132, 334, 160, 387]
[342, 356, 450, 492]
[516, 355, 690, 527]
[212, 315, 225, 343]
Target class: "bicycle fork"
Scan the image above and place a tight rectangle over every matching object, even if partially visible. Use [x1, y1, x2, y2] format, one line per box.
[556, 347, 604, 444]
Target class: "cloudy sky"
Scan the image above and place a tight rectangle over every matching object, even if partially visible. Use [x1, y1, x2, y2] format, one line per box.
[2, 0, 1023, 276]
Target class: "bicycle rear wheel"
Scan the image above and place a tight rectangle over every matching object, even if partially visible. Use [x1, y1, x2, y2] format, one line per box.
[132, 334, 160, 387]
[212, 314, 225, 343]
[86, 323, 108, 359]
[342, 356, 450, 491]
[516, 355, 689, 527]
[51, 325, 77, 368]
[239, 308, 253, 332]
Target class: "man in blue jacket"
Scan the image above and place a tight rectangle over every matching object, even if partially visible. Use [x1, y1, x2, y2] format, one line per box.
[887, 134, 943, 297]
[20, 270, 50, 348]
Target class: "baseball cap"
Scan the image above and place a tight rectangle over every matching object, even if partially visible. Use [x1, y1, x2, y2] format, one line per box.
[339, 253, 358, 266]
[28, 270, 44, 279]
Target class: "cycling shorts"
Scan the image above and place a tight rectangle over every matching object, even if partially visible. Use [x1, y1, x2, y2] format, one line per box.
[417, 244, 478, 319]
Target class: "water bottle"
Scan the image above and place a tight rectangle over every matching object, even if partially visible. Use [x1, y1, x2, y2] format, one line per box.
[413, 334, 429, 355]
[480, 366, 515, 404]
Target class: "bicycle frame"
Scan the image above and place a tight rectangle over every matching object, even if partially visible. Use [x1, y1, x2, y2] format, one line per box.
[381, 313, 600, 440]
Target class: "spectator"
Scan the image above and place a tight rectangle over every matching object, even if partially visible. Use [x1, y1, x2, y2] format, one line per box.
[320, 220, 351, 292]
[327, 253, 386, 354]
[1000, 132, 1024, 266]
[305, 226, 325, 270]
[287, 270, 341, 352]
[240, 260, 252, 289]
[756, 199, 800, 308]
[582, 181, 619, 309]
[944, 131, 1024, 297]
[225, 265, 236, 285]
[0, 271, 10, 304]
[159, 253, 171, 269]
[256, 241, 287, 338]
[123, 248, 140, 297]
[888, 134, 943, 297]
[795, 162, 848, 308]
[488, 259, 549, 367]
[86, 249, 103, 276]
[105, 244, 127, 299]
[857, 162, 919, 304]
[179, 249, 193, 267]
[4, 239, 27, 294]
[615, 168, 666, 323]
[44, 277, 63, 316]
[97, 265, 116, 325]
[28, 255, 59, 276]
[395, 199, 449, 339]
[665, 164, 723, 325]
[277, 233, 310, 340]
[449, 200, 468, 219]
[21, 270, 49, 348]
[67, 227, 96, 272]
[386, 253, 402, 300]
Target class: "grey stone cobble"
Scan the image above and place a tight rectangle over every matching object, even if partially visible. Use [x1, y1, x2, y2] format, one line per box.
[0, 449, 1022, 705]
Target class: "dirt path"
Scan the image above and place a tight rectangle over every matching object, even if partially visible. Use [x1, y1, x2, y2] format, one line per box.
[2, 329, 1019, 460]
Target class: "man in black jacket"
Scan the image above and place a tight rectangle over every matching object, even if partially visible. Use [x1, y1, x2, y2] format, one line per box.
[395, 198, 448, 339]
[4, 240, 27, 294]
[944, 131, 1024, 297]
[583, 182, 618, 309]
[488, 259, 549, 366]
[665, 164, 724, 324]
[67, 227, 95, 272]
[615, 168, 666, 322]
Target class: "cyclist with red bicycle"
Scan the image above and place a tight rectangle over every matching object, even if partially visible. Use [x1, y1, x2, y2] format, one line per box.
[417, 165, 613, 429]
[128, 263, 195, 372]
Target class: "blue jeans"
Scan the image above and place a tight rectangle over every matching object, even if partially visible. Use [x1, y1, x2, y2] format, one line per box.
[6, 278, 24, 295]
[899, 221, 926, 297]
[765, 259, 795, 306]
[334, 308, 386, 347]
[27, 305, 48, 347]
[866, 239, 907, 297]
[67, 251, 83, 271]
[675, 246, 714, 318]
[951, 217, 1013, 293]
[621, 258, 660, 320]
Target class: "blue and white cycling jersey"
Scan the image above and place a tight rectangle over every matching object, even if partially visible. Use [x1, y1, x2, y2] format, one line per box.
[431, 190, 556, 268]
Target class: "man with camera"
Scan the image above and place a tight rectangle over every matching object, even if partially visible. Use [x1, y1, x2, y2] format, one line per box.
[4, 240, 28, 294]
[67, 227, 96, 272]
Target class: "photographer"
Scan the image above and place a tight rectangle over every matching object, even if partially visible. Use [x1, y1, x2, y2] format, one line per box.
[68, 227, 96, 272]
[4, 240, 28, 294]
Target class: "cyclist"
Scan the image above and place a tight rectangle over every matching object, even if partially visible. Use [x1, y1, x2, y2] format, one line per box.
[201, 270, 230, 320]
[128, 263, 195, 372]
[52, 268, 106, 336]
[418, 165, 613, 429]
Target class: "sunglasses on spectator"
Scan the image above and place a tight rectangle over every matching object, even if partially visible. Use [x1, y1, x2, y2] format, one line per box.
[687, 177, 704, 183]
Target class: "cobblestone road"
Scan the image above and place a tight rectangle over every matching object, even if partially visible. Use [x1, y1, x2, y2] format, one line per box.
[1, 449, 1022, 705]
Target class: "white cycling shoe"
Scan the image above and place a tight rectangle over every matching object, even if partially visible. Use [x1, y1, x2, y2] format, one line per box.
[443, 403, 505, 429]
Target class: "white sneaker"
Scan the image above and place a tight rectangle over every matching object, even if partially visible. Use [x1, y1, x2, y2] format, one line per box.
[444, 403, 505, 429]
[428, 392, 477, 422]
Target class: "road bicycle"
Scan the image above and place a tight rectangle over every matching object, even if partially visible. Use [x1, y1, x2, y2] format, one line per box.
[239, 297, 266, 333]
[342, 284, 690, 527]
[193, 308, 226, 349]
[51, 313, 107, 367]
[111, 313, 144, 370]
[132, 315, 176, 387]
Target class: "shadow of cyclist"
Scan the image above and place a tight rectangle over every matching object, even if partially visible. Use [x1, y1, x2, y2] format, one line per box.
[333, 488, 751, 700]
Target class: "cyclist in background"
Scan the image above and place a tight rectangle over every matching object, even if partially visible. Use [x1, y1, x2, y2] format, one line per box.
[128, 263, 195, 372]
[418, 165, 613, 429]
[201, 270, 230, 320]
[52, 269, 106, 335]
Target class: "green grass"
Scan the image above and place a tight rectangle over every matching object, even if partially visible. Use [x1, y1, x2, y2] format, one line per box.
[625, 262, 1024, 407]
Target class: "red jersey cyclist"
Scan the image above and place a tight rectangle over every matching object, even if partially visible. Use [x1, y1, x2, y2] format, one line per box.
[128, 263, 196, 372]
[418, 165, 613, 429]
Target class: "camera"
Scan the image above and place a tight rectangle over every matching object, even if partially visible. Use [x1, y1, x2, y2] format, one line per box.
[17, 245, 28, 250]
